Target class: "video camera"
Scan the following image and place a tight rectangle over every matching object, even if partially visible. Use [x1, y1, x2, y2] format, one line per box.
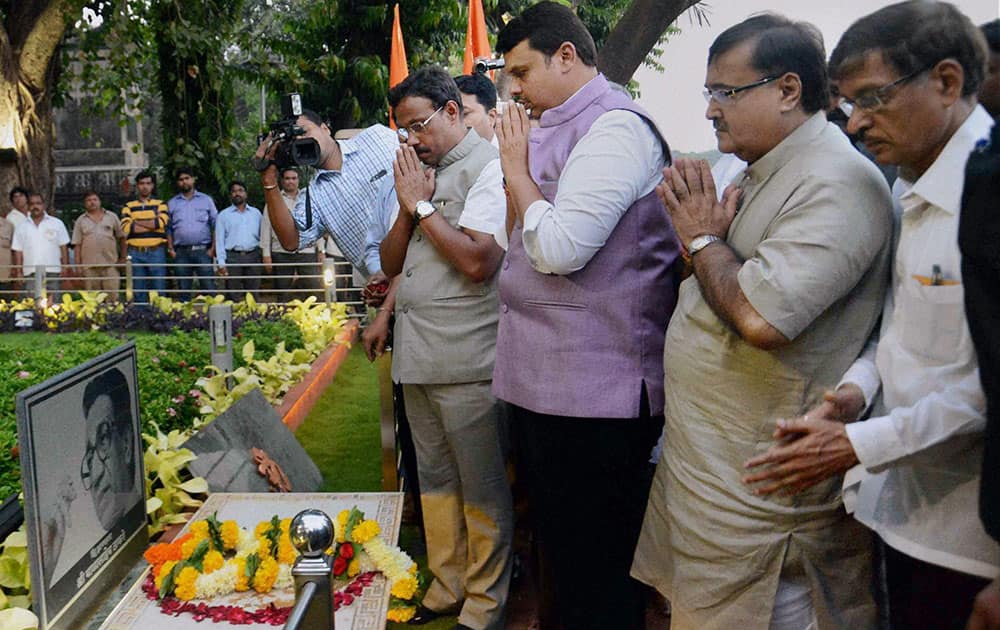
[255, 93, 321, 170]
[473, 58, 505, 74]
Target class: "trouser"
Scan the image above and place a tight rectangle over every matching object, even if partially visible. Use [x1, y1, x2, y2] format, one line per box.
[394, 382, 424, 527]
[173, 246, 215, 300]
[81, 266, 120, 300]
[511, 403, 662, 630]
[128, 245, 166, 304]
[885, 542, 990, 630]
[24, 275, 61, 303]
[271, 251, 321, 298]
[403, 381, 513, 630]
[224, 249, 261, 299]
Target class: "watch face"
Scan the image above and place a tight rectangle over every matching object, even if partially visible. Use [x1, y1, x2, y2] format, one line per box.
[417, 202, 435, 219]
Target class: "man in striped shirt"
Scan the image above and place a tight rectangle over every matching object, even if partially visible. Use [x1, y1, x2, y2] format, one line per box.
[121, 171, 169, 304]
[254, 111, 398, 284]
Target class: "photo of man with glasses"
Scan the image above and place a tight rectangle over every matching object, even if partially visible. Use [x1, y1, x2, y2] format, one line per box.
[39, 366, 140, 588]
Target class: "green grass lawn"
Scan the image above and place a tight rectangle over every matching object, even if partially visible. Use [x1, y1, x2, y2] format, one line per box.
[295, 345, 455, 629]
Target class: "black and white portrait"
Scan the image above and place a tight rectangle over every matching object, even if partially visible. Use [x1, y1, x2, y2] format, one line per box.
[17, 343, 147, 629]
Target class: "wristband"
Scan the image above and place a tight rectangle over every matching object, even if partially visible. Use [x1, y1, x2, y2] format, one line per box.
[263, 184, 278, 190]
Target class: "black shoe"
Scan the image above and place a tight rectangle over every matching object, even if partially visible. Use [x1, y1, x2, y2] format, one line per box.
[408, 605, 443, 625]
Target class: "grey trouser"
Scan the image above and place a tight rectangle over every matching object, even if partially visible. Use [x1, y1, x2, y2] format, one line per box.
[402, 381, 513, 630]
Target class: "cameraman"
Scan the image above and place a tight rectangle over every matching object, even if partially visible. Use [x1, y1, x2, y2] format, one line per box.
[255, 111, 398, 288]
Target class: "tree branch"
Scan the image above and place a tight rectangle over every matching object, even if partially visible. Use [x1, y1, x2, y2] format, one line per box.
[18, 0, 69, 91]
[597, 0, 702, 85]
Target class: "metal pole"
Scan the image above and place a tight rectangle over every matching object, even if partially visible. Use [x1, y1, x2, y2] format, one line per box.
[322, 258, 336, 306]
[209, 303, 234, 374]
[286, 510, 335, 630]
[33, 265, 44, 301]
[125, 256, 134, 303]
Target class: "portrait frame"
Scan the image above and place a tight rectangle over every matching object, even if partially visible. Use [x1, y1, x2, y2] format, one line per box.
[16, 342, 148, 629]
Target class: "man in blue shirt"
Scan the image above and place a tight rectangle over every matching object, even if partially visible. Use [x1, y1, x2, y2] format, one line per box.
[216, 180, 262, 300]
[167, 167, 218, 300]
[254, 111, 398, 284]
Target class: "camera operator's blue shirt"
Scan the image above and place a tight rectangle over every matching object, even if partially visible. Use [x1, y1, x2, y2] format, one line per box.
[293, 125, 398, 277]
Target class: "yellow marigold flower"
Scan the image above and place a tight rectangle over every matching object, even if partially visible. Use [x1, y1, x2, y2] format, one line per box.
[280, 518, 291, 532]
[220, 521, 240, 550]
[189, 521, 209, 539]
[154, 560, 177, 591]
[253, 556, 279, 593]
[174, 566, 201, 601]
[181, 536, 204, 558]
[277, 539, 297, 565]
[350, 520, 380, 544]
[233, 559, 250, 592]
[257, 537, 272, 557]
[348, 558, 360, 577]
[255, 521, 271, 538]
[203, 550, 224, 573]
[387, 606, 416, 623]
[409, 564, 418, 576]
[335, 511, 349, 543]
[390, 576, 418, 600]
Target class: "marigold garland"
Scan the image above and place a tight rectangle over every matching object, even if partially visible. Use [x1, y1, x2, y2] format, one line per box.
[143, 508, 424, 624]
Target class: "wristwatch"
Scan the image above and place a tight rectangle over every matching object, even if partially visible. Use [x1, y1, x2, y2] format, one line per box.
[414, 201, 437, 223]
[688, 234, 722, 256]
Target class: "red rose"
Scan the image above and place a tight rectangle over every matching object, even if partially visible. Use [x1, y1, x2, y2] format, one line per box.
[333, 556, 347, 576]
[339, 543, 355, 560]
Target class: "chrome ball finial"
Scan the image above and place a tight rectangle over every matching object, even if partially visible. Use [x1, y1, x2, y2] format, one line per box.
[289, 509, 334, 558]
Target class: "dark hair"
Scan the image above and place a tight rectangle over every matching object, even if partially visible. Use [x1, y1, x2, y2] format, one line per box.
[298, 109, 324, 127]
[83, 189, 100, 200]
[83, 368, 135, 469]
[174, 166, 194, 179]
[709, 13, 829, 113]
[982, 19, 1000, 54]
[135, 170, 155, 185]
[280, 167, 300, 179]
[388, 66, 464, 115]
[228, 180, 247, 192]
[8, 186, 28, 203]
[829, 1, 988, 98]
[496, 1, 598, 67]
[454, 73, 498, 111]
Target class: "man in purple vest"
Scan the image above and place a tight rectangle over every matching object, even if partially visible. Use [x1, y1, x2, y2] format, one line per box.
[493, 3, 680, 628]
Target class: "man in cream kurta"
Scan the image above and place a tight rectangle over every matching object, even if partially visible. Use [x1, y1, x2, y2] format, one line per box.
[631, 15, 893, 629]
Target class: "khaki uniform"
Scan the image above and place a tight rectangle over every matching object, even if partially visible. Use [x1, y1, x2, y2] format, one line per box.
[71, 210, 124, 298]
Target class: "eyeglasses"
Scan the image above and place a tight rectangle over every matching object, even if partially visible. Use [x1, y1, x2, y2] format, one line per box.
[396, 106, 444, 142]
[80, 419, 116, 491]
[836, 66, 931, 116]
[703, 76, 779, 105]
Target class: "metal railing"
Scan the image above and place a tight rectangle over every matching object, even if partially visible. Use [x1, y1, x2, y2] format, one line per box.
[0, 258, 366, 314]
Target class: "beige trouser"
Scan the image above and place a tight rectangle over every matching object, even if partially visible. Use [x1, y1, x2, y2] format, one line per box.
[82, 266, 120, 300]
[402, 381, 513, 630]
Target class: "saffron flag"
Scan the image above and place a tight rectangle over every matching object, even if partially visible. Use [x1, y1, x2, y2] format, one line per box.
[389, 3, 408, 129]
[462, 0, 492, 75]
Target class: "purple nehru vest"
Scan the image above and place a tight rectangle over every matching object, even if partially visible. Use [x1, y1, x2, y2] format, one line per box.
[493, 74, 681, 419]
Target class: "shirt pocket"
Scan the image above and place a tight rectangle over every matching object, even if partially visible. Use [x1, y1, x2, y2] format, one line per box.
[897, 279, 967, 364]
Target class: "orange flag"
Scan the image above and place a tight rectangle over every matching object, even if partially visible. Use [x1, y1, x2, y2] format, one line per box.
[389, 3, 409, 129]
[462, 0, 492, 76]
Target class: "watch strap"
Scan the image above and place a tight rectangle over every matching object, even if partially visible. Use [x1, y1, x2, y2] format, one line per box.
[688, 234, 722, 256]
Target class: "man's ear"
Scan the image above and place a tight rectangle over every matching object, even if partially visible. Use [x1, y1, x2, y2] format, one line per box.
[777, 72, 803, 112]
[555, 42, 578, 71]
[931, 58, 965, 106]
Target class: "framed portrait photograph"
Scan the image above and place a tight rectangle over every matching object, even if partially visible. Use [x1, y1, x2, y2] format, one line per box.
[16, 342, 148, 629]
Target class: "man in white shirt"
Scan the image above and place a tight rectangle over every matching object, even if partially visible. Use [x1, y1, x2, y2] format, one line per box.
[744, 3, 999, 626]
[11, 193, 70, 302]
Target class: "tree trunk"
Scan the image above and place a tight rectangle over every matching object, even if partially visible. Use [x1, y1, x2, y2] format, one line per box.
[0, 0, 67, 203]
[597, 0, 702, 85]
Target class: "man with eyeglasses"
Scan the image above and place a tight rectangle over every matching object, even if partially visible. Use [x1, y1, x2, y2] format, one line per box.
[380, 66, 510, 630]
[42, 367, 139, 586]
[631, 13, 893, 629]
[254, 112, 397, 285]
[744, 3, 1000, 627]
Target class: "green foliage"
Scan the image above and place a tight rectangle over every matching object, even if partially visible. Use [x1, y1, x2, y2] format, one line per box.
[235, 317, 304, 368]
[143, 425, 208, 535]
